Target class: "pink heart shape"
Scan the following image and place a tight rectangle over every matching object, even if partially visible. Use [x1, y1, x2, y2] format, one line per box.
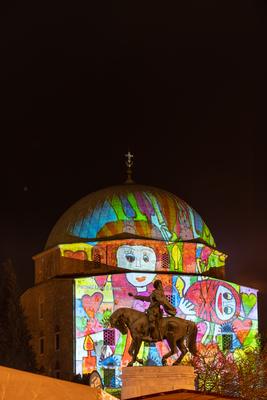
[82, 293, 103, 317]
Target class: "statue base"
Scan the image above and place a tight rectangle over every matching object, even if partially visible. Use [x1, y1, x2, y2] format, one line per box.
[121, 365, 195, 399]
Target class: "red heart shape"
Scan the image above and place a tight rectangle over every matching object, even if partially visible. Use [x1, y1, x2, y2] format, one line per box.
[232, 319, 252, 343]
[82, 293, 103, 317]
[94, 276, 108, 289]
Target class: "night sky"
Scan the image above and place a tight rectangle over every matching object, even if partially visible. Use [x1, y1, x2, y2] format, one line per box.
[0, 2, 266, 337]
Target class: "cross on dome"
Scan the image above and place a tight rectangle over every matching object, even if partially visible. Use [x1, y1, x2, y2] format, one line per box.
[125, 151, 134, 184]
[125, 151, 134, 168]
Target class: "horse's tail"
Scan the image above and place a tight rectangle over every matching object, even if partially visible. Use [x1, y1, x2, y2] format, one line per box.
[187, 321, 198, 356]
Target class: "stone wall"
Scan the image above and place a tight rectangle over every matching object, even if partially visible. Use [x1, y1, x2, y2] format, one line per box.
[21, 278, 74, 380]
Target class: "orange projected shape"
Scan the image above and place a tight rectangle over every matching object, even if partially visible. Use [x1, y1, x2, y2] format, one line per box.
[84, 335, 94, 351]
[64, 250, 88, 260]
[233, 319, 252, 343]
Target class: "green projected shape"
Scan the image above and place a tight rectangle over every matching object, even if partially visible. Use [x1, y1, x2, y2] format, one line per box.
[46, 185, 215, 249]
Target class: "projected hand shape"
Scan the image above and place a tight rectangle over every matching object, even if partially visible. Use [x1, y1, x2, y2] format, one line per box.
[179, 298, 196, 315]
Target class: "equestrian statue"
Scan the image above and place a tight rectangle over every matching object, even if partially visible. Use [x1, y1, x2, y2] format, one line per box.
[109, 279, 198, 367]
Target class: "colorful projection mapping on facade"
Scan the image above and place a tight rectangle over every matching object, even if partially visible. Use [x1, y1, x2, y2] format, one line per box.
[75, 272, 258, 388]
[47, 188, 216, 248]
[60, 239, 226, 274]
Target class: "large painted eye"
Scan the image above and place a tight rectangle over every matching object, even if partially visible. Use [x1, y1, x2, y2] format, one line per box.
[223, 292, 233, 300]
[223, 306, 233, 315]
[143, 254, 149, 263]
[126, 254, 135, 263]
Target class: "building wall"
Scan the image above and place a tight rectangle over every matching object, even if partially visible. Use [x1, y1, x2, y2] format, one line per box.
[25, 239, 255, 389]
[33, 239, 226, 284]
[21, 278, 74, 380]
[74, 273, 259, 388]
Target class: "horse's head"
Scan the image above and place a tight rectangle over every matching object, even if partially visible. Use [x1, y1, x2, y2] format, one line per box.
[108, 314, 115, 328]
[109, 310, 128, 335]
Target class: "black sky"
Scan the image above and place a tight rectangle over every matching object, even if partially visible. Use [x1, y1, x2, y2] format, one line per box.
[0, 2, 266, 337]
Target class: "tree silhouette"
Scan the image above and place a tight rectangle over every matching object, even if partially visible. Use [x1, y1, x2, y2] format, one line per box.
[0, 258, 36, 371]
[194, 342, 267, 399]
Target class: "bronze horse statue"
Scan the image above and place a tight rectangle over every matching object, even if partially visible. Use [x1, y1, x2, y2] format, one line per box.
[109, 307, 198, 367]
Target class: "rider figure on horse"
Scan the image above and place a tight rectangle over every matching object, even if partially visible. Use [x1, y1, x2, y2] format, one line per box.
[128, 279, 176, 342]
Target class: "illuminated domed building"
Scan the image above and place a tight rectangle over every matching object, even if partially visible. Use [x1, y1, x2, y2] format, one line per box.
[21, 159, 259, 387]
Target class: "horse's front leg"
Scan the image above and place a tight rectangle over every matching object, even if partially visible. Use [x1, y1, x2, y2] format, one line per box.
[127, 340, 136, 367]
[127, 338, 142, 367]
[162, 337, 176, 366]
[172, 339, 187, 365]
[134, 339, 143, 365]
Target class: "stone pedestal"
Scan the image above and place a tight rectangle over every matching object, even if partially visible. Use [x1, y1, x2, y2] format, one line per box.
[121, 365, 195, 399]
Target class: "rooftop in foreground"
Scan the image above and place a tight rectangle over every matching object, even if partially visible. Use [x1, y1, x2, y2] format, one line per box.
[0, 366, 117, 400]
[129, 388, 240, 400]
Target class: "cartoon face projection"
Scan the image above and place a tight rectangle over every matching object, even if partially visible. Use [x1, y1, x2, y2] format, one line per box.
[184, 280, 241, 324]
[116, 245, 156, 291]
[215, 284, 236, 321]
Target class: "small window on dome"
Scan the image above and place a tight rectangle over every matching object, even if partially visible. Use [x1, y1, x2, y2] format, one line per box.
[95, 254, 101, 263]
[162, 253, 169, 269]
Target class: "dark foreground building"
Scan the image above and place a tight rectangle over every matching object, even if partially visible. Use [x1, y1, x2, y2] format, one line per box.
[21, 182, 259, 387]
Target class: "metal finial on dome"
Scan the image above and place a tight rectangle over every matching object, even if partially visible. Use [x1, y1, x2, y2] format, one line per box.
[125, 151, 134, 184]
